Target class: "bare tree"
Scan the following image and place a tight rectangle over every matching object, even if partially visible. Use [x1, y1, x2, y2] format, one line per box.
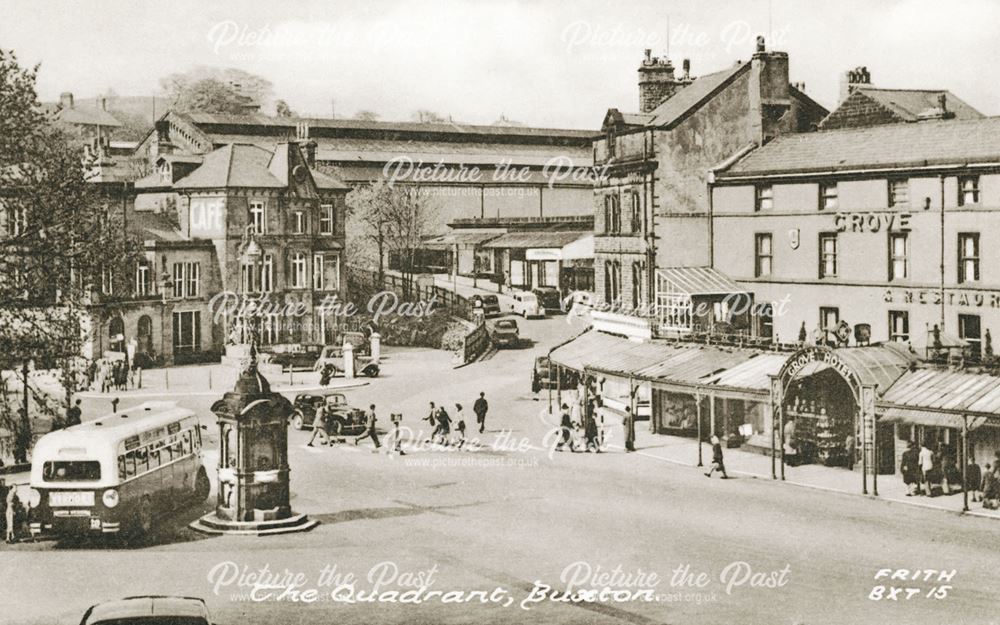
[353, 110, 380, 121]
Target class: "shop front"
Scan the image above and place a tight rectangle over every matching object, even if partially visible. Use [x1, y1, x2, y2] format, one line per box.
[483, 231, 591, 292]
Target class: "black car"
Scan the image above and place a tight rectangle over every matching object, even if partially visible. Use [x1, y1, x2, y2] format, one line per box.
[266, 343, 323, 371]
[470, 294, 501, 318]
[290, 392, 367, 434]
[532, 287, 562, 313]
[490, 318, 520, 348]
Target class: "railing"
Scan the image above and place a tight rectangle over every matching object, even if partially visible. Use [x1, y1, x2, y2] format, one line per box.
[459, 322, 490, 365]
[347, 266, 472, 321]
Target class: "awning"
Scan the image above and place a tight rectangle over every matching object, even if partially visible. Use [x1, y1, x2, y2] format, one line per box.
[881, 368, 1000, 416]
[638, 346, 759, 390]
[422, 231, 504, 249]
[549, 331, 634, 372]
[703, 353, 788, 398]
[526, 234, 594, 262]
[657, 267, 747, 296]
[483, 231, 590, 250]
[880, 407, 988, 430]
[791, 344, 915, 392]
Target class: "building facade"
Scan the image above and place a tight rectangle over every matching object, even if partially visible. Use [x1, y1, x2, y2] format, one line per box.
[591, 38, 828, 321]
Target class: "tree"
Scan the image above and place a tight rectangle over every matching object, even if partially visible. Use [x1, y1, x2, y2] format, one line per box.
[275, 99, 297, 118]
[160, 67, 274, 114]
[353, 110, 380, 121]
[411, 109, 447, 124]
[346, 180, 438, 293]
[0, 48, 143, 460]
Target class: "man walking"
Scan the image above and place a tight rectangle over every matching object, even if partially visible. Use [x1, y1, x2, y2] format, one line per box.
[355, 404, 381, 449]
[425, 402, 438, 441]
[919, 441, 935, 496]
[555, 404, 576, 452]
[623, 406, 636, 452]
[473, 392, 488, 434]
[705, 435, 729, 479]
[306, 403, 330, 447]
[65, 399, 82, 428]
[900, 441, 920, 496]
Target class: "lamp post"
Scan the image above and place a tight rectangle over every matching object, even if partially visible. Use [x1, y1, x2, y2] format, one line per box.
[239, 225, 263, 370]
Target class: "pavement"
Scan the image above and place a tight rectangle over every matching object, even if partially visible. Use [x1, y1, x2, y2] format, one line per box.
[3, 313, 1000, 625]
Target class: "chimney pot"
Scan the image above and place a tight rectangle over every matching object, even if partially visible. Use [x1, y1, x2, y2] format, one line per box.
[756, 36, 766, 53]
[682, 58, 691, 77]
[59, 92, 74, 109]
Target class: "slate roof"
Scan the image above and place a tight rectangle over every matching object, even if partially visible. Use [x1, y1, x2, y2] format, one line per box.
[721, 117, 1000, 177]
[54, 105, 122, 127]
[647, 63, 749, 128]
[172, 144, 284, 188]
[855, 87, 982, 122]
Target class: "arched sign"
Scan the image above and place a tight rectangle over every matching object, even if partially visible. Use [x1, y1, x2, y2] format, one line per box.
[775, 345, 863, 401]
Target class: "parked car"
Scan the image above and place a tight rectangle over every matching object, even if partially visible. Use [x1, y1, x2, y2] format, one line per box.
[79, 596, 212, 625]
[511, 290, 545, 318]
[489, 319, 520, 348]
[469, 293, 501, 318]
[532, 286, 562, 313]
[265, 343, 323, 371]
[531, 355, 578, 392]
[312, 332, 369, 372]
[290, 391, 367, 433]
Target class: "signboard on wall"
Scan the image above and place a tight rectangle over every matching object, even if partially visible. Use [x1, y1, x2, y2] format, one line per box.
[884, 288, 1000, 308]
[189, 197, 226, 238]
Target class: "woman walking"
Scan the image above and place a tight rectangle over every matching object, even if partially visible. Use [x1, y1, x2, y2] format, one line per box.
[705, 435, 729, 479]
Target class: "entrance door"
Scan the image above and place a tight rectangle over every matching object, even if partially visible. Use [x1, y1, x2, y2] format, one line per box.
[137, 315, 153, 356]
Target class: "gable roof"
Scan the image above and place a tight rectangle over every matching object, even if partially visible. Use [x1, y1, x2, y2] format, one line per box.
[55, 105, 123, 128]
[647, 63, 750, 128]
[855, 87, 982, 122]
[720, 117, 1000, 177]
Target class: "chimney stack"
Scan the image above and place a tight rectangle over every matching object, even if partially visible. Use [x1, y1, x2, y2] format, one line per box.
[59, 92, 74, 109]
[756, 35, 766, 53]
[98, 96, 108, 111]
[637, 51, 689, 113]
[305, 140, 317, 167]
[682, 58, 691, 79]
[839, 66, 872, 103]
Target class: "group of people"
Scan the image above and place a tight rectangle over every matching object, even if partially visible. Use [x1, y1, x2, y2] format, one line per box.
[900, 442, 1000, 508]
[306, 403, 382, 450]
[49, 399, 83, 432]
[423, 393, 489, 448]
[94, 359, 138, 393]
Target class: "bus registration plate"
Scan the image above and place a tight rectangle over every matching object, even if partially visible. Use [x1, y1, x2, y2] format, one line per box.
[49, 491, 95, 507]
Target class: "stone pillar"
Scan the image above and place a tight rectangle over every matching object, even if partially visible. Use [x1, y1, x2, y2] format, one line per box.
[343, 341, 355, 379]
[370, 332, 381, 364]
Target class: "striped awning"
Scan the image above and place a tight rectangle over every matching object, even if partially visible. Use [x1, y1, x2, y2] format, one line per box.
[657, 267, 747, 296]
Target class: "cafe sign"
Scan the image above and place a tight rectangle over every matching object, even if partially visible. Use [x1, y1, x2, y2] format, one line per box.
[884, 288, 1000, 308]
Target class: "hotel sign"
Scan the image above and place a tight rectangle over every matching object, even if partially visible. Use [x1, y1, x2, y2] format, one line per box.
[834, 212, 912, 233]
[884, 288, 1000, 308]
[777, 346, 862, 394]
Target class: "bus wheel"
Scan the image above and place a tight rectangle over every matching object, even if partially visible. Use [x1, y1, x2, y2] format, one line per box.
[137, 497, 153, 535]
[194, 467, 211, 502]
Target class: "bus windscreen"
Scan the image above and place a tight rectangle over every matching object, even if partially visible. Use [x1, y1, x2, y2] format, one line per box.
[42, 460, 101, 481]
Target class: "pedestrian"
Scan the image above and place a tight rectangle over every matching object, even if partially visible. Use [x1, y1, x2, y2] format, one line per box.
[0, 479, 7, 538]
[5, 485, 18, 543]
[434, 407, 452, 446]
[425, 402, 438, 441]
[319, 363, 335, 387]
[967, 457, 983, 502]
[389, 413, 405, 454]
[705, 435, 729, 479]
[66, 399, 82, 428]
[555, 404, 576, 452]
[473, 392, 488, 434]
[919, 442, 935, 496]
[455, 416, 467, 449]
[306, 403, 331, 447]
[983, 464, 1000, 510]
[355, 404, 381, 449]
[844, 433, 855, 471]
[623, 406, 636, 452]
[584, 411, 600, 453]
[900, 441, 920, 496]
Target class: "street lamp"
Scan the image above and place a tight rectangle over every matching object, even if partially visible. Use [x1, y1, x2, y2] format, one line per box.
[239, 225, 263, 371]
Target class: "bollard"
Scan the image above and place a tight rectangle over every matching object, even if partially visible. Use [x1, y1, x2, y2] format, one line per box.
[343, 342, 355, 379]
[165, 367, 169, 390]
[370, 332, 381, 365]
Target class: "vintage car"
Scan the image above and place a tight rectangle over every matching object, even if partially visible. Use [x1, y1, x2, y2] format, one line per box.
[469, 294, 502, 318]
[312, 332, 370, 371]
[511, 290, 545, 318]
[290, 391, 367, 434]
[531, 355, 578, 393]
[532, 286, 562, 313]
[265, 343, 323, 372]
[79, 596, 212, 625]
[489, 318, 520, 348]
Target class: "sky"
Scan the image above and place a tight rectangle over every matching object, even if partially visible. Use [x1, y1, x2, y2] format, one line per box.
[2, 0, 1000, 129]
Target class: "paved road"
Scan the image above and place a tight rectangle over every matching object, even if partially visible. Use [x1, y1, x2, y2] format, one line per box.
[3, 314, 998, 625]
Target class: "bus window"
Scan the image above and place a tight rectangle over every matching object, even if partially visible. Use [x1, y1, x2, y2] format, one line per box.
[149, 446, 161, 469]
[170, 438, 184, 459]
[135, 448, 149, 474]
[42, 461, 101, 482]
[160, 442, 173, 463]
[124, 451, 137, 477]
[182, 431, 193, 455]
[118, 455, 126, 480]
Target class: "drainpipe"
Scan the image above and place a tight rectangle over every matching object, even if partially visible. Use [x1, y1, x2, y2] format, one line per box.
[939, 174, 946, 331]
